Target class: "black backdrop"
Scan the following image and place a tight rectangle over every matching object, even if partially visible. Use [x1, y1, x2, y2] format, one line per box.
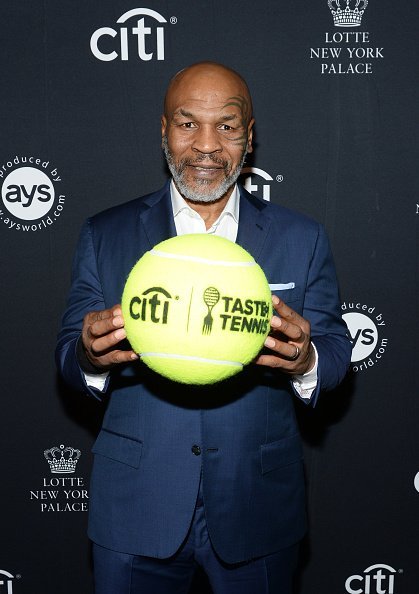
[1, 1, 418, 593]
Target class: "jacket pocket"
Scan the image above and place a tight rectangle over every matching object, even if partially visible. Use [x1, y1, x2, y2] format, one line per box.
[269, 286, 301, 305]
[260, 434, 303, 474]
[92, 429, 143, 469]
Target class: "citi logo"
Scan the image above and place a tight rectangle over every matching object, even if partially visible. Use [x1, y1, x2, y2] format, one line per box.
[0, 570, 16, 594]
[240, 167, 277, 202]
[129, 287, 172, 324]
[90, 8, 173, 62]
[345, 564, 397, 594]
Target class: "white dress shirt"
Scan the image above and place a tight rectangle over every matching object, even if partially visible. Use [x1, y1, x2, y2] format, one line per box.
[85, 181, 318, 399]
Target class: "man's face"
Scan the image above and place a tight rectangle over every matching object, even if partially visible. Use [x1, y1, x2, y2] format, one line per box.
[161, 66, 254, 204]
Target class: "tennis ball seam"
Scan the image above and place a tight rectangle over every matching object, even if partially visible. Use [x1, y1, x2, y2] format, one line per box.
[150, 249, 256, 267]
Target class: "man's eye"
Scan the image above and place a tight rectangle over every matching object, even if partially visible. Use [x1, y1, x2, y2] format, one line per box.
[219, 124, 234, 131]
[181, 122, 196, 128]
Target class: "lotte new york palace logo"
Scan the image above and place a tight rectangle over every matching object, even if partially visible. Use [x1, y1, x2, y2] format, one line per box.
[29, 444, 88, 513]
[309, 1, 385, 75]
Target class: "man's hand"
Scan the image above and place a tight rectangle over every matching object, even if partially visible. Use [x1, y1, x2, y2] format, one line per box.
[255, 295, 316, 375]
[81, 304, 138, 371]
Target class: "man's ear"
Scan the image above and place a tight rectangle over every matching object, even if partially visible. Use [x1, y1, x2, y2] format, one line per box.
[246, 118, 255, 153]
[161, 115, 167, 145]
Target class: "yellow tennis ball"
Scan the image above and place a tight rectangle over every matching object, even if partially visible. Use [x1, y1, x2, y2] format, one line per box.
[121, 234, 272, 384]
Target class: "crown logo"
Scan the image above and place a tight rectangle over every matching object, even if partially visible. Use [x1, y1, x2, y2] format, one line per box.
[44, 444, 81, 474]
[328, 0, 368, 27]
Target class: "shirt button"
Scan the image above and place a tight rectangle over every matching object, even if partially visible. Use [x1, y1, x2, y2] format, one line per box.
[191, 445, 201, 456]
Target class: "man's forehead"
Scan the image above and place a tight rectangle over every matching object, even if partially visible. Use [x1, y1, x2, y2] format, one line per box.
[171, 99, 245, 118]
[164, 63, 252, 119]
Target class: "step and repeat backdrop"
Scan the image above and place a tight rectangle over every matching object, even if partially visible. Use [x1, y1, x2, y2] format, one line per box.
[1, 1, 418, 593]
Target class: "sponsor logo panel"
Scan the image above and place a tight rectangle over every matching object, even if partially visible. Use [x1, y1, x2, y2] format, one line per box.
[90, 7, 177, 62]
[240, 167, 284, 202]
[342, 300, 388, 373]
[29, 445, 88, 513]
[345, 563, 402, 594]
[128, 285, 270, 336]
[0, 156, 66, 232]
[309, 1, 385, 75]
[0, 570, 19, 593]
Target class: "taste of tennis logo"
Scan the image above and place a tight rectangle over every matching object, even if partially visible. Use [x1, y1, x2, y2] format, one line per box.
[342, 301, 388, 372]
[309, 1, 385, 75]
[202, 287, 270, 335]
[0, 155, 66, 232]
[29, 444, 88, 512]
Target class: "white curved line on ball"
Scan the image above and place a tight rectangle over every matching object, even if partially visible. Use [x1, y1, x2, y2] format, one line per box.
[140, 352, 243, 367]
[150, 250, 255, 267]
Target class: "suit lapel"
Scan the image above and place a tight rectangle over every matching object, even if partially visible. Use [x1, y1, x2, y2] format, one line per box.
[137, 182, 177, 249]
[236, 186, 272, 261]
[135, 183, 271, 260]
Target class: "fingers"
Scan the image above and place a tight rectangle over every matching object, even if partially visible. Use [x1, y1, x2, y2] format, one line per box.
[269, 313, 305, 343]
[81, 304, 138, 370]
[92, 348, 138, 369]
[83, 306, 122, 351]
[85, 306, 123, 339]
[264, 335, 301, 361]
[254, 295, 314, 375]
[271, 295, 310, 335]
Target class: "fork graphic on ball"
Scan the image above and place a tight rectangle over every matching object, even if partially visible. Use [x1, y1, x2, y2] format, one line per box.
[202, 287, 221, 335]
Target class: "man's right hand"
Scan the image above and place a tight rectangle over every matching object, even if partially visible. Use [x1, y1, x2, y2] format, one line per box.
[80, 304, 138, 371]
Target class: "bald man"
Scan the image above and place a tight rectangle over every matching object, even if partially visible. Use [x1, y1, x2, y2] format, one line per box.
[56, 62, 351, 594]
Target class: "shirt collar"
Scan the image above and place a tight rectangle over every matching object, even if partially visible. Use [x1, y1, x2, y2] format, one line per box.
[170, 180, 240, 224]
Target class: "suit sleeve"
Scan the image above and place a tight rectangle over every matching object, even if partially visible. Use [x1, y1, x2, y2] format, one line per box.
[55, 219, 110, 398]
[296, 223, 352, 406]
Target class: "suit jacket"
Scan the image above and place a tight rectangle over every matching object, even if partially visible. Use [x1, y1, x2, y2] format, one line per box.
[56, 182, 351, 563]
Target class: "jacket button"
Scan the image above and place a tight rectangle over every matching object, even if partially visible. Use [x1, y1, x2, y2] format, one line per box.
[191, 445, 201, 456]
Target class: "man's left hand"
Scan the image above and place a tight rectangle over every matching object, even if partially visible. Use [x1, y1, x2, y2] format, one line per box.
[254, 295, 316, 375]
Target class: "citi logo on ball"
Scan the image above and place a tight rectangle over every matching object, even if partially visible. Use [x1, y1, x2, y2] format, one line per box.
[129, 287, 172, 324]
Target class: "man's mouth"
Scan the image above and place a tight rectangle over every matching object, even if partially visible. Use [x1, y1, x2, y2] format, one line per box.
[189, 165, 224, 177]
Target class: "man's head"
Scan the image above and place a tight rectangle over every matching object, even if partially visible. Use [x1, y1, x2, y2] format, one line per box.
[161, 62, 254, 204]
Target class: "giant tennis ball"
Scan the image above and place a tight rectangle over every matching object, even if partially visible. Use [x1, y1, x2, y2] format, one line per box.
[121, 234, 272, 384]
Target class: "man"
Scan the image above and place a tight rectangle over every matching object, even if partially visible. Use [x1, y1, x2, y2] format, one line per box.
[56, 62, 351, 594]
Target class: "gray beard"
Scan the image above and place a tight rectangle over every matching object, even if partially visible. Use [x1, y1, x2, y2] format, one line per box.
[162, 135, 246, 204]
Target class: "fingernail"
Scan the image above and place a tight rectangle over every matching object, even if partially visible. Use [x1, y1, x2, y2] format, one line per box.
[113, 316, 124, 327]
[264, 337, 275, 348]
[271, 316, 281, 328]
[272, 295, 279, 305]
[113, 308, 122, 316]
[131, 353, 139, 360]
[115, 329, 126, 340]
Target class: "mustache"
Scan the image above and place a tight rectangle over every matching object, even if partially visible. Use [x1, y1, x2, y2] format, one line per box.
[179, 154, 229, 169]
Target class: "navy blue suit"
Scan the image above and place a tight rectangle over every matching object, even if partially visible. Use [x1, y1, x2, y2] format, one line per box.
[56, 182, 350, 564]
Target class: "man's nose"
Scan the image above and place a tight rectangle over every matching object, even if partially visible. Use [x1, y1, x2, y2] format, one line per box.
[191, 125, 222, 154]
